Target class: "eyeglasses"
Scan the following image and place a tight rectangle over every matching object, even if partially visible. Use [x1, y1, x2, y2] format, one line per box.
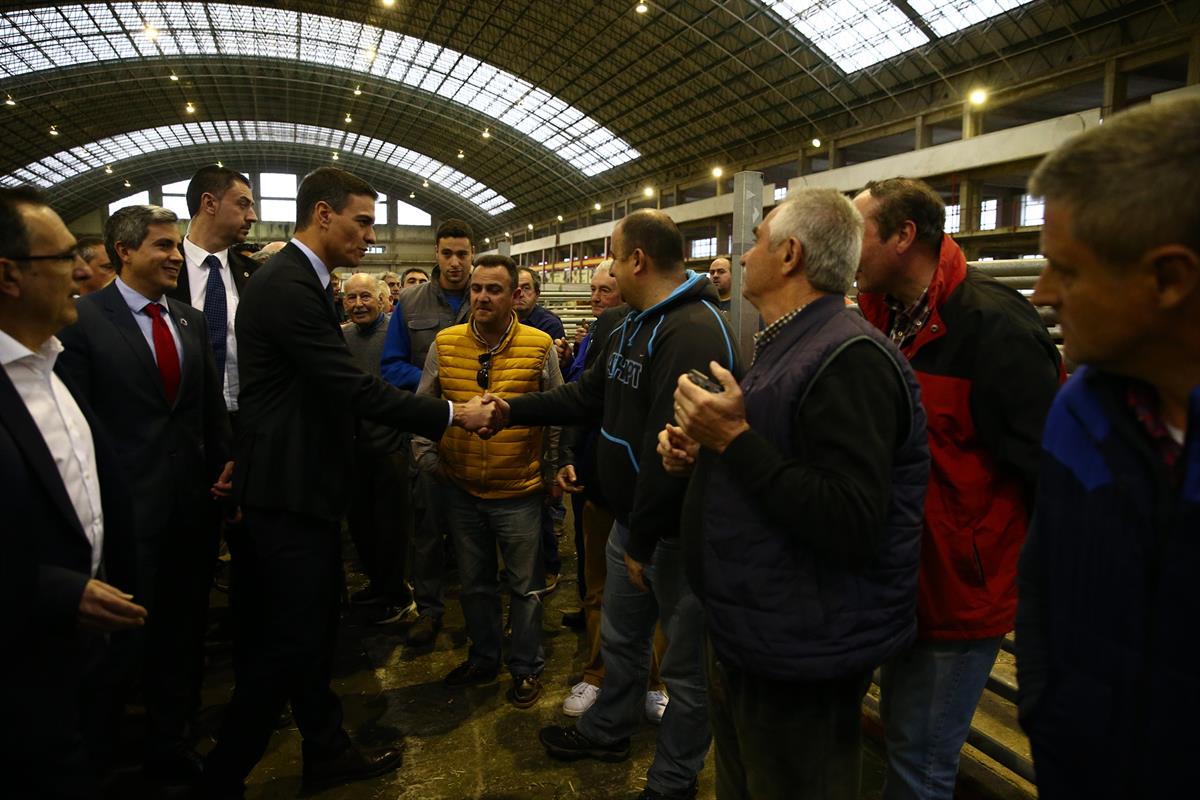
[1, 246, 82, 264]
[476, 352, 491, 389]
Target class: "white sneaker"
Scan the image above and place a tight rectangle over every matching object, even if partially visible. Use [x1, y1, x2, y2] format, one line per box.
[562, 681, 601, 717]
[644, 689, 669, 723]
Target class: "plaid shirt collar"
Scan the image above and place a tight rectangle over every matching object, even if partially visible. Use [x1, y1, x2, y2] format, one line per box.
[752, 305, 807, 364]
[884, 286, 932, 349]
[1125, 381, 1184, 477]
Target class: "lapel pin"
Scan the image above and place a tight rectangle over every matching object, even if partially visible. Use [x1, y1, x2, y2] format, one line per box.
[179, 317, 189, 327]
[243, 271, 250, 278]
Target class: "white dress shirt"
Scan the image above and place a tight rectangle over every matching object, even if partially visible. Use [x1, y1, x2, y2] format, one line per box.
[0, 331, 105, 576]
[182, 237, 240, 411]
[115, 277, 184, 371]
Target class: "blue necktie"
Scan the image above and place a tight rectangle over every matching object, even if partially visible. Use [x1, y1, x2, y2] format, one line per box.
[202, 254, 228, 378]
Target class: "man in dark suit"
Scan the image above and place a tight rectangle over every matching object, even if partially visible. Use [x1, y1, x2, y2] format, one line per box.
[202, 167, 495, 797]
[168, 165, 259, 417]
[57, 204, 233, 784]
[0, 186, 147, 798]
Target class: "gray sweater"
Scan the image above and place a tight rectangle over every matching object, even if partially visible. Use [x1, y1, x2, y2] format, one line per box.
[344, 312, 407, 455]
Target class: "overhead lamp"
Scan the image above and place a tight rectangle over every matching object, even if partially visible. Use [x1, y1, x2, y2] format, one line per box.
[4, 95, 15, 106]
[169, 72, 179, 81]
[527, 223, 534, 231]
[185, 101, 195, 114]
[216, 160, 223, 168]
[811, 137, 822, 148]
[968, 88, 988, 106]
[642, 186, 654, 197]
[124, 179, 132, 188]
[48, 125, 59, 136]
[409, 191, 415, 199]
[143, 23, 159, 40]
[382, 0, 396, 6]
[635, 2, 649, 13]
[482, 128, 491, 139]
[344, 112, 352, 123]
[353, 85, 362, 96]
[504, 231, 511, 237]
[484, 237, 491, 244]
[556, 214, 564, 222]
[457, 149, 465, 159]
[711, 167, 723, 178]
[593, 202, 602, 211]
[331, 152, 339, 161]
[104, 165, 113, 174]
[422, 179, 429, 188]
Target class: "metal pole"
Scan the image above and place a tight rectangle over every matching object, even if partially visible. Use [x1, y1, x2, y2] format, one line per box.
[730, 170, 763, 363]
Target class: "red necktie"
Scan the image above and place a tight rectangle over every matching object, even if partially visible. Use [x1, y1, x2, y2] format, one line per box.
[144, 303, 181, 405]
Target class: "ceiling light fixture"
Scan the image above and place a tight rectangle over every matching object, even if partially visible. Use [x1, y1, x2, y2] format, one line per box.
[482, 128, 491, 139]
[642, 186, 654, 197]
[422, 179, 429, 188]
[382, 0, 396, 6]
[4, 95, 15, 106]
[636, 2, 649, 13]
[344, 112, 352, 123]
[124, 179, 132, 187]
[104, 165, 113, 174]
[409, 191, 415, 198]
[216, 161, 223, 168]
[49, 125, 59, 136]
[484, 237, 490, 244]
[594, 202, 602, 211]
[504, 231, 511, 238]
[527, 223, 534, 231]
[353, 85, 362, 96]
[169, 72, 179, 81]
[811, 137, 822, 148]
[185, 101, 195, 113]
[556, 214, 564, 222]
[457, 149, 465, 159]
[711, 167, 723, 178]
[331, 152, 339, 160]
[968, 88, 988, 106]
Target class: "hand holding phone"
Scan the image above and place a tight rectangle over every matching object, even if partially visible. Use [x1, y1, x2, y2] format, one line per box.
[687, 368, 724, 393]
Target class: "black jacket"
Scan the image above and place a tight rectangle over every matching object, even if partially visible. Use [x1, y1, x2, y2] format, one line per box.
[508, 272, 741, 562]
[233, 242, 448, 521]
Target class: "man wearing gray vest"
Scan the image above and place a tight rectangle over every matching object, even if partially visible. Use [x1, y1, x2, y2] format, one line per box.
[379, 219, 473, 645]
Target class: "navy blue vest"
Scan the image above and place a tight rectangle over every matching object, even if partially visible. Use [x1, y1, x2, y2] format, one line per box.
[701, 296, 928, 681]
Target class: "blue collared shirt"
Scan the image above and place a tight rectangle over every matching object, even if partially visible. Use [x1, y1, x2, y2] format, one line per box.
[115, 277, 184, 369]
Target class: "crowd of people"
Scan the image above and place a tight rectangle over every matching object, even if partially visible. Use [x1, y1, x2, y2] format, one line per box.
[2, 96, 1197, 800]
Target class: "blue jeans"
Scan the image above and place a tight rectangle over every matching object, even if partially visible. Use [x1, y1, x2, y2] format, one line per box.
[444, 483, 545, 677]
[577, 525, 711, 796]
[879, 637, 1003, 800]
[410, 470, 450, 619]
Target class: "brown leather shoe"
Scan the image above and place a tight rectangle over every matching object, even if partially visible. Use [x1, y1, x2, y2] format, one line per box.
[301, 744, 403, 792]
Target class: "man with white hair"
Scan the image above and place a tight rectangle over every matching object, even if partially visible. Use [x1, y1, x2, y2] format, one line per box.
[661, 189, 930, 799]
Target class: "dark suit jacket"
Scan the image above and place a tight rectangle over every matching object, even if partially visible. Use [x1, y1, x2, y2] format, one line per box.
[1, 360, 136, 789]
[166, 243, 258, 305]
[56, 281, 231, 549]
[234, 242, 448, 522]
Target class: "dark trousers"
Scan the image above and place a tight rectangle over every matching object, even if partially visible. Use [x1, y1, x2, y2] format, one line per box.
[204, 509, 351, 790]
[346, 447, 413, 604]
[138, 511, 221, 756]
[706, 640, 872, 800]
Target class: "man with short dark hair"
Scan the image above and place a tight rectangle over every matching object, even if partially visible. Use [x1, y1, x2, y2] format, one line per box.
[57, 204, 234, 784]
[852, 177, 1062, 800]
[380, 218, 476, 645]
[662, 189, 929, 799]
[1017, 97, 1200, 799]
[75, 234, 114, 295]
[706, 257, 732, 312]
[1, 187, 146, 798]
[483, 209, 738, 800]
[413, 254, 562, 708]
[202, 168, 494, 796]
[170, 166, 259, 417]
[402, 266, 429, 287]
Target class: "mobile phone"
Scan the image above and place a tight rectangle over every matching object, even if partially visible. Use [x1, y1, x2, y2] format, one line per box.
[687, 369, 724, 393]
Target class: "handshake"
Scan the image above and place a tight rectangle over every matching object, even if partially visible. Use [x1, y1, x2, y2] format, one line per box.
[453, 393, 511, 438]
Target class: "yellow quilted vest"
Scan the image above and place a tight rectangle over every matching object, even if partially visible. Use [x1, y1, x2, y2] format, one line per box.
[435, 314, 552, 499]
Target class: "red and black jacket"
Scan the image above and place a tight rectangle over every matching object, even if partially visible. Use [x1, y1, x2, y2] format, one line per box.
[859, 236, 1063, 640]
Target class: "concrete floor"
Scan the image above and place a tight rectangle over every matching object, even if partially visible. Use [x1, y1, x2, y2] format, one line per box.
[102, 524, 1035, 800]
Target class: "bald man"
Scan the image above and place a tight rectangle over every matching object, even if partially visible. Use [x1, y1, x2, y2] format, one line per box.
[708, 257, 732, 312]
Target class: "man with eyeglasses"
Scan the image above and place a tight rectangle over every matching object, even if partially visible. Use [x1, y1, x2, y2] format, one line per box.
[1, 186, 146, 798]
[411, 253, 563, 709]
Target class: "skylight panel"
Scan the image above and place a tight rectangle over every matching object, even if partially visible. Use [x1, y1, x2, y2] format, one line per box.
[908, 0, 1031, 37]
[1, 121, 513, 216]
[0, 3, 638, 174]
[763, 0, 929, 72]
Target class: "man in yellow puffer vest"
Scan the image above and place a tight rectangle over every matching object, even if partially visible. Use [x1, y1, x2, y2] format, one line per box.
[412, 254, 563, 708]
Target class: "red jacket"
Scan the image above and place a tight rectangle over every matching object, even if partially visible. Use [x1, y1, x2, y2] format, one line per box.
[858, 236, 1062, 640]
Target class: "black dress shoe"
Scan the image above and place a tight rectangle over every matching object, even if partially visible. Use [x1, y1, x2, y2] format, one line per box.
[144, 747, 204, 784]
[509, 674, 542, 708]
[302, 745, 403, 792]
[443, 660, 499, 688]
[561, 608, 585, 629]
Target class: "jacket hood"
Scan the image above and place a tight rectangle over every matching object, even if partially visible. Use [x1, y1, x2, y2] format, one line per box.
[629, 270, 720, 323]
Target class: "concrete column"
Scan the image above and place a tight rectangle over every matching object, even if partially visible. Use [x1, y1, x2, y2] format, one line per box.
[498, 240, 511, 256]
[730, 171, 764, 361]
[959, 179, 982, 234]
[962, 106, 982, 139]
[798, 149, 812, 176]
[1102, 58, 1127, 119]
[915, 114, 932, 150]
[827, 141, 843, 169]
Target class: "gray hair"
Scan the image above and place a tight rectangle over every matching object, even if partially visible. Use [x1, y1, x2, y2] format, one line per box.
[593, 258, 614, 280]
[1030, 97, 1200, 265]
[767, 188, 864, 294]
[104, 204, 178, 272]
